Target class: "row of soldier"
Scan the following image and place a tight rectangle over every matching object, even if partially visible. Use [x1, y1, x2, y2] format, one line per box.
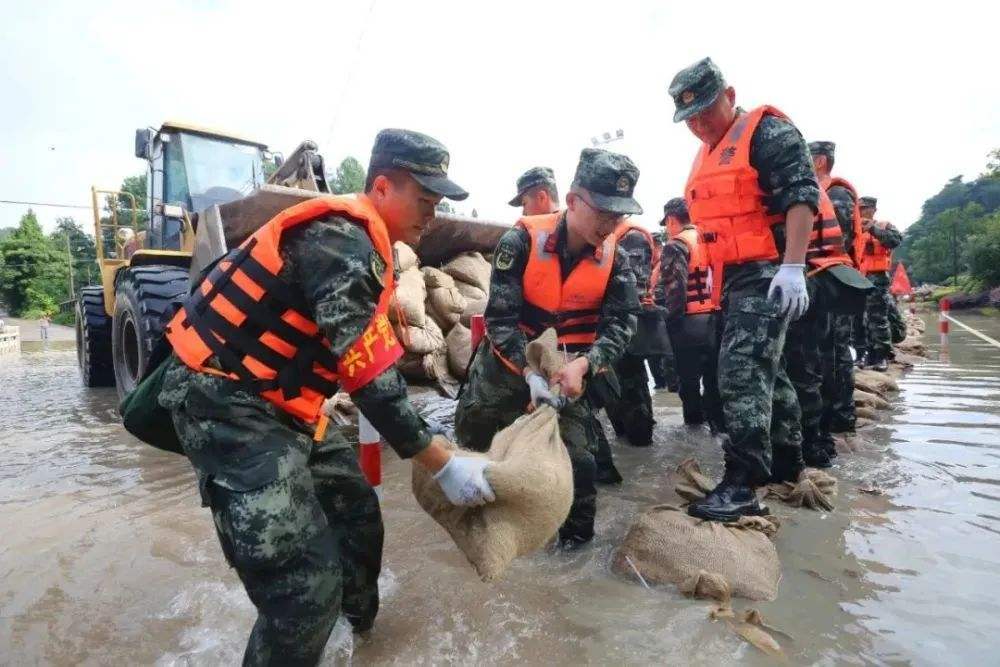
[158, 56, 901, 663]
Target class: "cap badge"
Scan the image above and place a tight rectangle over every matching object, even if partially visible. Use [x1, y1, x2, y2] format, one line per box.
[616, 176, 630, 193]
[681, 90, 695, 104]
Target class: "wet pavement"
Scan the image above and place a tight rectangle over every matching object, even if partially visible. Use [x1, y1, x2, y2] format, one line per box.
[1, 312, 999, 665]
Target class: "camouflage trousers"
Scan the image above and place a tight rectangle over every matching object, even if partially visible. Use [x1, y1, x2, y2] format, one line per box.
[159, 357, 383, 667]
[647, 354, 678, 390]
[822, 313, 856, 434]
[718, 265, 803, 484]
[668, 313, 724, 431]
[784, 301, 835, 455]
[862, 271, 893, 359]
[604, 354, 655, 447]
[888, 294, 907, 345]
[455, 343, 597, 545]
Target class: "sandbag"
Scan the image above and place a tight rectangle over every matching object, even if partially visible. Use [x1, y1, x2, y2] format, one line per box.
[390, 267, 427, 327]
[762, 469, 837, 511]
[855, 405, 878, 421]
[442, 251, 491, 293]
[427, 284, 467, 333]
[855, 369, 898, 395]
[395, 316, 445, 356]
[853, 388, 890, 411]
[446, 323, 473, 379]
[421, 266, 455, 289]
[411, 329, 574, 581]
[454, 280, 487, 303]
[896, 336, 928, 357]
[394, 241, 419, 273]
[460, 298, 488, 327]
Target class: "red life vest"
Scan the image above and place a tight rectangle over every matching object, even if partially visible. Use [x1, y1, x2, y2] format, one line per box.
[823, 175, 865, 269]
[684, 105, 787, 268]
[515, 212, 616, 353]
[613, 221, 658, 307]
[666, 215, 720, 315]
[806, 189, 854, 274]
[859, 223, 893, 274]
[165, 195, 403, 423]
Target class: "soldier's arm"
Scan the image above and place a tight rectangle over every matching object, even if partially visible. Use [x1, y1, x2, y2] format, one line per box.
[586, 246, 640, 373]
[619, 229, 654, 298]
[283, 216, 430, 458]
[871, 221, 903, 248]
[484, 227, 531, 372]
[828, 184, 857, 246]
[659, 235, 691, 320]
[749, 115, 821, 216]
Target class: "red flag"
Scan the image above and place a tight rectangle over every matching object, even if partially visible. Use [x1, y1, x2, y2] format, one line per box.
[890, 262, 912, 296]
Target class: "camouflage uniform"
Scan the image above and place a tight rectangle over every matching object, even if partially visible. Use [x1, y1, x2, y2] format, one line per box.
[455, 211, 639, 544]
[647, 230, 679, 391]
[158, 129, 467, 666]
[862, 222, 903, 361]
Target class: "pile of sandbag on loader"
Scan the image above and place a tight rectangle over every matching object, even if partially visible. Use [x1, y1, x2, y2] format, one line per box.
[390, 244, 492, 391]
[412, 329, 574, 581]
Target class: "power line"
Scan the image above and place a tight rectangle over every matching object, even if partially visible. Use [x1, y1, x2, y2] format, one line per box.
[0, 199, 91, 210]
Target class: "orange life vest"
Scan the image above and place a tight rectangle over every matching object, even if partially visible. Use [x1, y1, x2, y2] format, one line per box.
[515, 212, 616, 353]
[666, 215, 720, 315]
[805, 188, 854, 274]
[613, 222, 658, 307]
[859, 223, 893, 274]
[823, 176, 865, 269]
[165, 195, 403, 423]
[684, 105, 787, 268]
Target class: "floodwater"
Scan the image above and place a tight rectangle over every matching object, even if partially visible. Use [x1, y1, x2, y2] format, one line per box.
[2, 312, 999, 665]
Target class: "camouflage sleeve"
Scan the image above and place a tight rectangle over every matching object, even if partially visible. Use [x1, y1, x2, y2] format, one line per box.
[586, 245, 640, 372]
[870, 221, 903, 249]
[619, 230, 654, 298]
[827, 184, 857, 246]
[658, 237, 691, 321]
[282, 216, 430, 458]
[484, 227, 531, 371]
[749, 114, 820, 215]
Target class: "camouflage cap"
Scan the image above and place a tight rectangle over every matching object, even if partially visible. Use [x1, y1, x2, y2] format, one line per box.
[369, 128, 468, 200]
[808, 141, 836, 158]
[668, 57, 726, 123]
[508, 166, 557, 206]
[859, 196, 878, 209]
[571, 148, 642, 215]
[663, 197, 689, 223]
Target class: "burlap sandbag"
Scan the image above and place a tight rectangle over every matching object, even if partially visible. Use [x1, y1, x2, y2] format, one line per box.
[426, 269, 467, 332]
[446, 323, 473, 379]
[854, 388, 890, 411]
[454, 280, 487, 303]
[442, 251, 491, 293]
[397, 348, 450, 382]
[395, 316, 445, 356]
[422, 266, 455, 289]
[394, 241, 418, 273]
[460, 298, 488, 327]
[855, 369, 898, 396]
[390, 267, 427, 327]
[411, 329, 574, 582]
[896, 336, 928, 357]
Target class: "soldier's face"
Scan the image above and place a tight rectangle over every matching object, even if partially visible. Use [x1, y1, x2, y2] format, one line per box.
[860, 207, 875, 223]
[685, 87, 737, 147]
[377, 174, 442, 246]
[568, 192, 621, 246]
[522, 188, 556, 216]
[812, 154, 830, 175]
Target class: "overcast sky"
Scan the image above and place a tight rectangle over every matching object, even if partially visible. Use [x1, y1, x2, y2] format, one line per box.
[2, 0, 998, 236]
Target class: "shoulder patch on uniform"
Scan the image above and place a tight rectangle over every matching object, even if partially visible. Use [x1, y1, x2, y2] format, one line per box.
[494, 244, 515, 271]
[370, 251, 386, 285]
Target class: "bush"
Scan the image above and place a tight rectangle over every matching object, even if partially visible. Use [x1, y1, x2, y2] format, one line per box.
[966, 221, 1000, 288]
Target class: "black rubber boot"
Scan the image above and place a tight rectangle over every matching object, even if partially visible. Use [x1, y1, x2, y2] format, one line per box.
[801, 441, 833, 469]
[855, 351, 867, 369]
[596, 463, 623, 485]
[687, 468, 769, 522]
[869, 354, 888, 372]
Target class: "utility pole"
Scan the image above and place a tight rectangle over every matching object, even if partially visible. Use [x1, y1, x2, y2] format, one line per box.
[952, 216, 959, 287]
[65, 233, 75, 298]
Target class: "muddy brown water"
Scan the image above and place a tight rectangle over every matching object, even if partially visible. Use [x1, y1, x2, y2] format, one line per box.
[2, 313, 999, 665]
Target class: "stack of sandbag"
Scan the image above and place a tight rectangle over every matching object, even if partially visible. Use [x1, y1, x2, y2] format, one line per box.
[411, 329, 574, 581]
[612, 459, 782, 602]
[441, 252, 491, 328]
[422, 266, 476, 380]
[390, 242, 451, 385]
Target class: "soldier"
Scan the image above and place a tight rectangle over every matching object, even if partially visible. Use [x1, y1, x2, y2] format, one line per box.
[661, 197, 724, 432]
[455, 148, 641, 546]
[159, 129, 494, 666]
[509, 166, 560, 216]
[777, 141, 871, 468]
[647, 226, 680, 391]
[857, 196, 903, 371]
[809, 141, 871, 450]
[668, 57, 814, 522]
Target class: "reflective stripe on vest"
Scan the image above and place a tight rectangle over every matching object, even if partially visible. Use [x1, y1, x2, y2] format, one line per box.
[860, 224, 892, 274]
[684, 105, 786, 268]
[667, 215, 721, 314]
[517, 212, 616, 352]
[825, 176, 865, 270]
[613, 222, 657, 307]
[165, 195, 403, 423]
[805, 188, 853, 273]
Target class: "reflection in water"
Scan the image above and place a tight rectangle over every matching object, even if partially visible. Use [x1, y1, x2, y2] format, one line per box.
[2, 314, 999, 664]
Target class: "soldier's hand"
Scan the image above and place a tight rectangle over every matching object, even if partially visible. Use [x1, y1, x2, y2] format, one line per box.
[553, 356, 589, 399]
[434, 454, 496, 506]
[768, 263, 809, 320]
[525, 370, 562, 409]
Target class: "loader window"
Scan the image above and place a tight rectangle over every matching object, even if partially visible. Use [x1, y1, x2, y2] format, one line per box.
[177, 133, 265, 212]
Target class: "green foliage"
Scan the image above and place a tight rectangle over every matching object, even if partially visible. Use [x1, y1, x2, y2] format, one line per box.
[0, 210, 71, 315]
[985, 148, 1000, 179]
[965, 213, 1000, 287]
[99, 173, 148, 256]
[329, 157, 365, 195]
[51, 217, 98, 289]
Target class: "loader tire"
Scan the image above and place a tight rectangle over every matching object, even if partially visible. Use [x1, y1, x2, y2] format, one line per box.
[76, 286, 114, 387]
[112, 266, 189, 401]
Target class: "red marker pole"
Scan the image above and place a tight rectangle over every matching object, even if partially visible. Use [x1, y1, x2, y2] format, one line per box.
[939, 297, 950, 348]
[358, 413, 382, 500]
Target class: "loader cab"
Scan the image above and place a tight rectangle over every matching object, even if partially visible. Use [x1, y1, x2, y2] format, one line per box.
[134, 122, 277, 250]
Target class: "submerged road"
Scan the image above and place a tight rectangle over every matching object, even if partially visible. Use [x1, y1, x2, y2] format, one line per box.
[1, 313, 998, 665]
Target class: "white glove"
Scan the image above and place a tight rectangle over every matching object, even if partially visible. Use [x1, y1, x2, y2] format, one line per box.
[767, 263, 809, 320]
[525, 370, 561, 409]
[434, 455, 496, 507]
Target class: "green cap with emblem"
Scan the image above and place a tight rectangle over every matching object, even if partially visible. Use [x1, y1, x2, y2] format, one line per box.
[859, 196, 878, 209]
[508, 166, 557, 206]
[571, 148, 642, 215]
[668, 57, 726, 123]
[808, 141, 836, 159]
[369, 128, 468, 200]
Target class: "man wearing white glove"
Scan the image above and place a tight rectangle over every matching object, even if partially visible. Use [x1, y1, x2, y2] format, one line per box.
[668, 58, 817, 522]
